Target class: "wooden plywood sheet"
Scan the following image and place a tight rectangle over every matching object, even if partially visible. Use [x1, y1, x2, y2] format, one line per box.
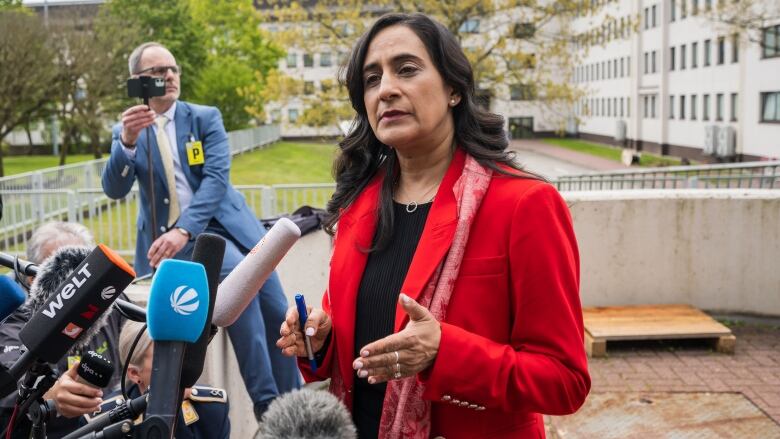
[583, 304, 732, 340]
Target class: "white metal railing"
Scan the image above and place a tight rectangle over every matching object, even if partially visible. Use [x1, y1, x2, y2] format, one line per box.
[0, 183, 335, 257]
[555, 160, 780, 191]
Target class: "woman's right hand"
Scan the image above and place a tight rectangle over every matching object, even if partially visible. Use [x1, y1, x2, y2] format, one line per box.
[277, 305, 332, 358]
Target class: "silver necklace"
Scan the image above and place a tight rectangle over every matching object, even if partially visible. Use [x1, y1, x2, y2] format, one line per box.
[400, 182, 439, 213]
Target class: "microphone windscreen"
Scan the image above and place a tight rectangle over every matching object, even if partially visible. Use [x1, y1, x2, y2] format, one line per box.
[146, 259, 209, 342]
[19, 244, 135, 363]
[0, 276, 26, 322]
[180, 233, 225, 388]
[77, 350, 113, 388]
[213, 218, 300, 327]
[255, 389, 356, 439]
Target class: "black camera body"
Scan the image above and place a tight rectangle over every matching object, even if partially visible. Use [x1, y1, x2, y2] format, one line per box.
[126, 76, 166, 100]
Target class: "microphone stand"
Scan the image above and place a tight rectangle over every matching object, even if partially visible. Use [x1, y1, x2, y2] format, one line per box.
[145, 95, 159, 248]
[28, 400, 56, 439]
[15, 361, 57, 438]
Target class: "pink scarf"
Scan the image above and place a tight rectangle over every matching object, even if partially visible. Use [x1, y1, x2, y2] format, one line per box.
[377, 154, 493, 438]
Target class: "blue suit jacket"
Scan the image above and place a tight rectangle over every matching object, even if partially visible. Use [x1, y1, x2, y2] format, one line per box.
[102, 101, 264, 276]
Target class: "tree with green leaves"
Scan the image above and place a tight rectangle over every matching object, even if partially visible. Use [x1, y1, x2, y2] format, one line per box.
[103, 0, 208, 98]
[701, 0, 780, 49]
[189, 0, 284, 130]
[0, 10, 61, 177]
[259, 0, 604, 132]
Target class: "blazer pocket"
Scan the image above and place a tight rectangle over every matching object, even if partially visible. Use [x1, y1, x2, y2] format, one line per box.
[459, 256, 506, 277]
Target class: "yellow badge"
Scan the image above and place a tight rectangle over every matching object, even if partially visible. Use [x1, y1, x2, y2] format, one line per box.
[181, 400, 200, 426]
[67, 355, 81, 369]
[186, 141, 204, 165]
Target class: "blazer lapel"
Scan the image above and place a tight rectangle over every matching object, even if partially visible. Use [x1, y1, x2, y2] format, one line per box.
[394, 149, 466, 332]
[328, 175, 382, 386]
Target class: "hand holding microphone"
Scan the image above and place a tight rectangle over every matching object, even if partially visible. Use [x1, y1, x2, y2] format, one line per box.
[46, 351, 112, 418]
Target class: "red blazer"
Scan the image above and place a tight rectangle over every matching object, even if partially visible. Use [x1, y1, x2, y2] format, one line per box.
[300, 149, 590, 438]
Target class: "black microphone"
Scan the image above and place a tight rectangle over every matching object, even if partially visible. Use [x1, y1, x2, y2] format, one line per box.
[60, 393, 147, 439]
[0, 251, 147, 323]
[0, 245, 135, 398]
[76, 351, 113, 389]
[255, 389, 357, 439]
[179, 233, 224, 389]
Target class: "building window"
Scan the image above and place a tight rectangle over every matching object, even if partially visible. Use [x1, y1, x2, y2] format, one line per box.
[717, 37, 725, 64]
[459, 18, 480, 33]
[761, 91, 780, 122]
[608, 98, 612, 117]
[651, 95, 657, 118]
[730, 93, 738, 121]
[270, 109, 281, 123]
[644, 7, 650, 30]
[510, 84, 535, 100]
[763, 25, 780, 58]
[627, 56, 631, 75]
[704, 39, 712, 66]
[286, 53, 297, 68]
[681, 44, 687, 69]
[303, 53, 314, 68]
[703, 94, 710, 120]
[670, 95, 675, 119]
[716, 93, 724, 120]
[652, 5, 657, 27]
[692, 0, 699, 15]
[614, 59, 618, 78]
[620, 97, 625, 117]
[670, 47, 676, 70]
[671, 0, 676, 22]
[691, 95, 697, 120]
[304, 81, 315, 95]
[627, 97, 631, 117]
[731, 34, 739, 63]
[644, 52, 649, 74]
[621, 57, 625, 76]
[320, 52, 332, 67]
[691, 42, 698, 68]
[288, 108, 299, 123]
[680, 95, 686, 119]
[681, 0, 687, 18]
[705, 0, 712, 11]
[643, 96, 649, 118]
[652, 50, 657, 73]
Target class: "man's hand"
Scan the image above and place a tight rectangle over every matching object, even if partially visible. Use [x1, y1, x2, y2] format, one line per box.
[120, 105, 156, 146]
[147, 229, 189, 269]
[44, 362, 102, 418]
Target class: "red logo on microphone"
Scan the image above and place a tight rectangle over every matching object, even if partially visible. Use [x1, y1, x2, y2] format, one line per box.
[80, 304, 99, 320]
[62, 323, 84, 339]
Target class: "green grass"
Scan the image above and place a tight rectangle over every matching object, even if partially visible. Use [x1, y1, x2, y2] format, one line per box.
[2, 154, 97, 176]
[230, 141, 338, 185]
[541, 138, 684, 167]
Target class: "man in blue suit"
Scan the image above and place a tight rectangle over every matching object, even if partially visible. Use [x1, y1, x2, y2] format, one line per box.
[101, 42, 300, 419]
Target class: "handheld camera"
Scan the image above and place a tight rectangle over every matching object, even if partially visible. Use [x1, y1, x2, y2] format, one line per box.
[126, 76, 166, 101]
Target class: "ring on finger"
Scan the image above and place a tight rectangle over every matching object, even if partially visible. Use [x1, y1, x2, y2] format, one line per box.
[394, 350, 399, 363]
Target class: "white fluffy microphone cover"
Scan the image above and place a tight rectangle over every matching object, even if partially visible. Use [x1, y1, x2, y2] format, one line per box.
[212, 217, 301, 327]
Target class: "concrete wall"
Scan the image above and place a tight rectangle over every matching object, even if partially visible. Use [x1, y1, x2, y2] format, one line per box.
[567, 189, 780, 316]
[276, 190, 780, 317]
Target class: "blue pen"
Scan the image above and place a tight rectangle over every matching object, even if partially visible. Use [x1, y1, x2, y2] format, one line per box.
[294, 293, 317, 372]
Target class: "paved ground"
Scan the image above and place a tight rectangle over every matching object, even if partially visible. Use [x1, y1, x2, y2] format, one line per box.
[510, 139, 628, 173]
[546, 323, 780, 437]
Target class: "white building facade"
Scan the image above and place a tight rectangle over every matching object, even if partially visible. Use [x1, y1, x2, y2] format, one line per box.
[572, 0, 780, 161]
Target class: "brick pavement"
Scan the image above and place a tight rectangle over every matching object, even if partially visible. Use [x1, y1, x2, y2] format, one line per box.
[510, 139, 628, 172]
[584, 323, 780, 423]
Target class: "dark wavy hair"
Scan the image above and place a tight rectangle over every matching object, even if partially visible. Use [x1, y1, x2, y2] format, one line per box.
[324, 12, 534, 250]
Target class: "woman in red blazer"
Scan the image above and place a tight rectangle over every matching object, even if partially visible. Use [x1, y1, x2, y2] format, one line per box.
[277, 12, 590, 439]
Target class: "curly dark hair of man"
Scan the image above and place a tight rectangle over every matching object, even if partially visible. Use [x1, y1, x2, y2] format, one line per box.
[325, 12, 538, 250]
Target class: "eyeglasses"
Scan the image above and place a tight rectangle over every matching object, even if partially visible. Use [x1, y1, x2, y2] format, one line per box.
[135, 65, 182, 76]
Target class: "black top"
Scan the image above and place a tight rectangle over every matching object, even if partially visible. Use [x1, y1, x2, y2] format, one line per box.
[352, 201, 431, 439]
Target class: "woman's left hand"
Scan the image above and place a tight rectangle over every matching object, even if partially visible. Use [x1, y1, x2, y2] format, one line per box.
[353, 293, 441, 384]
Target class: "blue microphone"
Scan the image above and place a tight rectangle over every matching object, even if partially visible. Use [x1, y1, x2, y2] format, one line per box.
[0, 276, 25, 323]
[141, 259, 209, 438]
